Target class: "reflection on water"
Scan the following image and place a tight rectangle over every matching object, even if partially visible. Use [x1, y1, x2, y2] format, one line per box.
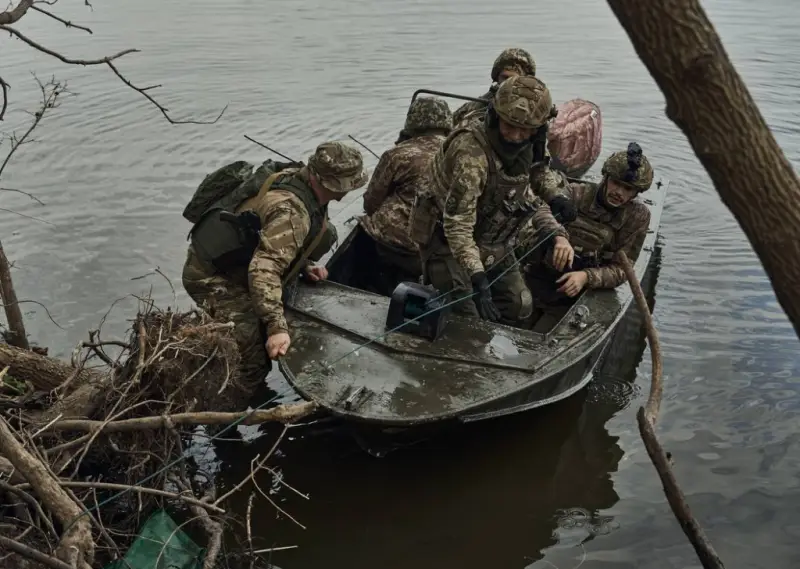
[2, 0, 800, 567]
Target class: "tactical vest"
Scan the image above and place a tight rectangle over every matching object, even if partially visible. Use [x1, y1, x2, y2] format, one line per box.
[447, 125, 536, 246]
[567, 182, 626, 263]
[190, 170, 327, 282]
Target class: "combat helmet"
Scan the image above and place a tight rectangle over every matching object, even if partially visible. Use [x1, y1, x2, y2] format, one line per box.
[492, 75, 556, 129]
[403, 96, 453, 135]
[601, 142, 654, 192]
[491, 48, 536, 82]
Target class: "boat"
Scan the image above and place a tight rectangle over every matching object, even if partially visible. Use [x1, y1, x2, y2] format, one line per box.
[277, 167, 669, 429]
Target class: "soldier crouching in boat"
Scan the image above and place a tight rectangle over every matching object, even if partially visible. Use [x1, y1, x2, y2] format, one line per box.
[357, 96, 453, 294]
[517, 142, 654, 330]
[182, 141, 368, 395]
[408, 75, 576, 326]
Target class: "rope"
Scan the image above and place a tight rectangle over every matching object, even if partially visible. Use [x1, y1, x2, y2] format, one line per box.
[321, 225, 562, 371]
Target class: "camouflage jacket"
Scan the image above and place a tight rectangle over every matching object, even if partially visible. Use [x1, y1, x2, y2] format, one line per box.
[560, 181, 651, 289]
[237, 171, 324, 335]
[359, 134, 444, 251]
[430, 125, 567, 276]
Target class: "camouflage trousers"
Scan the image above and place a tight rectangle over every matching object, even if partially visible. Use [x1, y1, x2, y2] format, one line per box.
[181, 245, 271, 396]
[421, 233, 533, 325]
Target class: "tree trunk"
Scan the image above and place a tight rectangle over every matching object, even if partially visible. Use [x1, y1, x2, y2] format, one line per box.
[605, 0, 800, 340]
[0, 343, 102, 392]
[0, 238, 30, 350]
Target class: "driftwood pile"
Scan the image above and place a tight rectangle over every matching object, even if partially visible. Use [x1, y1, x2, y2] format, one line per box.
[0, 300, 315, 569]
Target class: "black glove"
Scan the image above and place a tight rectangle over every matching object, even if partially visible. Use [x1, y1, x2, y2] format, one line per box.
[548, 195, 577, 224]
[470, 272, 501, 322]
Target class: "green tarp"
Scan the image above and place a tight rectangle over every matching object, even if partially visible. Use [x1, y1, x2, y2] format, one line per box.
[104, 509, 205, 569]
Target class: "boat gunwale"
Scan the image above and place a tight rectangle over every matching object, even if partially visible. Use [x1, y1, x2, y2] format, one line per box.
[279, 178, 669, 425]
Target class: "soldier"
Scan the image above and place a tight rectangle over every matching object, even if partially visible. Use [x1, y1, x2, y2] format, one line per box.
[358, 96, 452, 293]
[520, 142, 653, 325]
[409, 75, 576, 325]
[182, 141, 367, 394]
[452, 47, 537, 128]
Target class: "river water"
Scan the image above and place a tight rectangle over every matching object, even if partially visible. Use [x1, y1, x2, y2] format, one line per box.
[2, 0, 800, 567]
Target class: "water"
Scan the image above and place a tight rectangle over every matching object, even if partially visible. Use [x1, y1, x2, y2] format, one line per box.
[2, 0, 800, 567]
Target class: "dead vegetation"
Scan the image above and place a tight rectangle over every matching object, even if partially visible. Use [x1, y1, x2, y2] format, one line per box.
[0, 296, 316, 569]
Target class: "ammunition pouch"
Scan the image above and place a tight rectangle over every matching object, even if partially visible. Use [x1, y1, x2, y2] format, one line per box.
[408, 192, 440, 249]
[190, 208, 262, 274]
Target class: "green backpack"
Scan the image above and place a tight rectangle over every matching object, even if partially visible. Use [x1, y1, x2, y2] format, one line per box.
[182, 158, 301, 224]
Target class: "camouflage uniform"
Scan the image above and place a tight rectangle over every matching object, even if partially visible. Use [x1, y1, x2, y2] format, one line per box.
[182, 142, 367, 393]
[410, 76, 567, 324]
[452, 48, 536, 128]
[521, 143, 654, 311]
[358, 96, 452, 288]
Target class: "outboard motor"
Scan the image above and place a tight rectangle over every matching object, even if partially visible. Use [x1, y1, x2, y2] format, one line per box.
[385, 282, 449, 341]
[547, 99, 603, 178]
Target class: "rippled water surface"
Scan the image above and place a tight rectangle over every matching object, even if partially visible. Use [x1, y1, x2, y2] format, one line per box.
[3, 0, 800, 567]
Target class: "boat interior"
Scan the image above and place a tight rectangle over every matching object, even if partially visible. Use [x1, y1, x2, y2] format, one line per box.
[323, 223, 580, 338]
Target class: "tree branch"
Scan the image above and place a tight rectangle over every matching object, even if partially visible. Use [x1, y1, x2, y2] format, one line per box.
[45, 401, 317, 433]
[620, 251, 725, 569]
[0, 535, 72, 569]
[0, 0, 34, 26]
[0, 76, 8, 121]
[31, 5, 93, 34]
[0, 23, 227, 125]
[0, 417, 95, 569]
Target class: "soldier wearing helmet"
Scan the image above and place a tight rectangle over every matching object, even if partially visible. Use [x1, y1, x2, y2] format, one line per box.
[358, 96, 453, 293]
[518, 142, 654, 327]
[183, 141, 368, 395]
[408, 75, 575, 325]
[452, 47, 537, 129]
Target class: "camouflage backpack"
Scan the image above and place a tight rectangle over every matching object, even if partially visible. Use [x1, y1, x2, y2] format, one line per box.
[182, 159, 300, 224]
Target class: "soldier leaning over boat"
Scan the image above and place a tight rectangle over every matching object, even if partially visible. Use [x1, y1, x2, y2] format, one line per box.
[357, 95, 453, 293]
[408, 75, 577, 325]
[517, 142, 654, 328]
[182, 142, 367, 393]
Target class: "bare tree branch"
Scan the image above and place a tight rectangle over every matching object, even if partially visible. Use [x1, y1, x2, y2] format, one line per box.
[31, 5, 92, 34]
[0, 76, 65, 179]
[0, 23, 227, 125]
[0, 0, 34, 26]
[0, 76, 8, 121]
[1, 24, 136, 64]
[0, 187, 45, 205]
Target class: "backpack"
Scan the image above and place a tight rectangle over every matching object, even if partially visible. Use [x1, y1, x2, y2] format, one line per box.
[182, 159, 301, 224]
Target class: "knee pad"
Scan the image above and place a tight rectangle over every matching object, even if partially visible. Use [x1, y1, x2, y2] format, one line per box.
[517, 288, 533, 320]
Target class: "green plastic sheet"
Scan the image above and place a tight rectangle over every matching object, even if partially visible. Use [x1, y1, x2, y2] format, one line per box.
[104, 509, 205, 569]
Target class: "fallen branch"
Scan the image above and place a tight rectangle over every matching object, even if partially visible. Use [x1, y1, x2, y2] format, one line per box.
[13, 480, 226, 515]
[45, 401, 317, 433]
[0, 534, 72, 569]
[620, 250, 725, 569]
[0, 417, 95, 569]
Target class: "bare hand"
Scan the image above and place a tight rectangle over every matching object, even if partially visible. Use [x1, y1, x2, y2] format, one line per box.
[551, 236, 575, 272]
[305, 265, 329, 282]
[266, 332, 291, 359]
[556, 271, 588, 297]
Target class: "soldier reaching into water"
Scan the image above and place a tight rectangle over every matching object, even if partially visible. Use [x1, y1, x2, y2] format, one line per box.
[357, 96, 453, 293]
[518, 142, 654, 328]
[182, 142, 368, 394]
[409, 75, 576, 325]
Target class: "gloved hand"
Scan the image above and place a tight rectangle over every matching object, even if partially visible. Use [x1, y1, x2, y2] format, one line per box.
[470, 272, 501, 322]
[548, 195, 577, 224]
